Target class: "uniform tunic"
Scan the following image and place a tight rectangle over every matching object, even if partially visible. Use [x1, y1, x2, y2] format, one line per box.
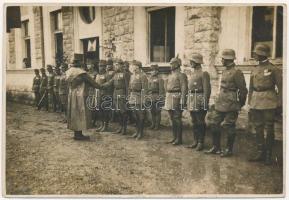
[147, 73, 165, 103]
[59, 72, 68, 106]
[164, 70, 188, 110]
[128, 72, 148, 106]
[215, 65, 248, 112]
[248, 60, 282, 110]
[186, 68, 211, 111]
[32, 75, 41, 105]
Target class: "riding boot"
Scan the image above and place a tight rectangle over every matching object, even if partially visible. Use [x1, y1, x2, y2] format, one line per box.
[205, 126, 221, 154]
[186, 125, 198, 148]
[149, 112, 156, 130]
[249, 125, 266, 162]
[136, 122, 144, 140]
[265, 130, 274, 165]
[100, 122, 108, 132]
[221, 133, 235, 157]
[167, 123, 177, 144]
[154, 112, 161, 130]
[74, 131, 90, 141]
[173, 122, 182, 145]
[122, 117, 128, 135]
[196, 124, 206, 151]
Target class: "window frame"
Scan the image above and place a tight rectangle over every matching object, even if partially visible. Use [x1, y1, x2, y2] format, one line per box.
[249, 6, 283, 60]
[147, 6, 176, 65]
[21, 20, 31, 68]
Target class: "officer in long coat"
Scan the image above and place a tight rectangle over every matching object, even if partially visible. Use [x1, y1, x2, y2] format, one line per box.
[147, 64, 165, 130]
[66, 59, 100, 140]
[186, 53, 211, 151]
[47, 65, 56, 112]
[32, 69, 41, 107]
[100, 59, 130, 135]
[248, 44, 282, 165]
[205, 49, 248, 157]
[53, 66, 61, 112]
[128, 60, 148, 140]
[164, 56, 188, 145]
[59, 63, 68, 121]
[37, 68, 48, 111]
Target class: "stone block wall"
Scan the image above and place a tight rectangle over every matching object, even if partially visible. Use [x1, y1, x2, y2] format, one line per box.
[33, 7, 44, 68]
[102, 7, 134, 61]
[62, 7, 74, 63]
[184, 7, 222, 103]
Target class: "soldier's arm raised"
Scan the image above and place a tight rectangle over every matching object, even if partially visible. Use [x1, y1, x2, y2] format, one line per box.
[82, 73, 100, 88]
[101, 75, 114, 89]
[234, 70, 248, 107]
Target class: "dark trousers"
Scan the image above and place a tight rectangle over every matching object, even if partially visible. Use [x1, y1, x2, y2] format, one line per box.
[207, 109, 239, 150]
[150, 101, 161, 128]
[38, 91, 48, 111]
[250, 109, 275, 153]
[190, 110, 207, 144]
[34, 91, 40, 107]
[134, 107, 146, 136]
[168, 108, 183, 143]
[47, 89, 56, 111]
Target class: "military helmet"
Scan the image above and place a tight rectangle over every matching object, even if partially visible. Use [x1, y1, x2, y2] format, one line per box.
[170, 56, 182, 67]
[253, 44, 271, 57]
[190, 53, 204, 64]
[99, 60, 107, 67]
[106, 58, 113, 66]
[221, 49, 236, 60]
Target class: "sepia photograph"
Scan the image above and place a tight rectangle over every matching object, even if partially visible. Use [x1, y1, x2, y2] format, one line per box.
[3, 2, 286, 197]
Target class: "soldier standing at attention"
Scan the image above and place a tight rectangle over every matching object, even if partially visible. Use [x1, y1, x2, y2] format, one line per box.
[106, 58, 116, 122]
[248, 44, 282, 165]
[59, 63, 69, 122]
[129, 60, 148, 140]
[46, 65, 56, 112]
[100, 59, 130, 135]
[205, 49, 248, 157]
[38, 68, 48, 111]
[186, 53, 211, 151]
[32, 69, 41, 107]
[164, 56, 188, 145]
[147, 64, 165, 130]
[53, 66, 61, 112]
[94, 60, 111, 132]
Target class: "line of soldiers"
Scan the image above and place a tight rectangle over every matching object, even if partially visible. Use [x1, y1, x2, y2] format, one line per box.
[32, 44, 282, 165]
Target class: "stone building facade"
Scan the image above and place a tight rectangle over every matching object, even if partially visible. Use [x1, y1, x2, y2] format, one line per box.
[6, 5, 283, 105]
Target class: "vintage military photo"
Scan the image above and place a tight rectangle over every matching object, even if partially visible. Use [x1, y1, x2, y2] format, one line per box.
[3, 3, 286, 197]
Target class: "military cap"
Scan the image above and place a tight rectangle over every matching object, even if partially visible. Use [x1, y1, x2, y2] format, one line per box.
[190, 53, 204, 64]
[132, 60, 142, 68]
[99, 60, 107, 66]
[221, 49, 236, 60]
[114, 58, 124, 65]
[253, 44, 270, 57]
[170, 57, 182, 66]
[40, 68, 45, 72]
[106, 58, 113, 66]
[34, 69, 40, 73]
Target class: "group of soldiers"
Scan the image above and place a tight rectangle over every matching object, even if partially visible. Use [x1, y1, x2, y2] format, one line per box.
[32, 44, 282, 165]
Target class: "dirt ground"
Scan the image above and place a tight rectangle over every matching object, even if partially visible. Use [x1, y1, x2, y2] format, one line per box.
[5, 102, 283, 196]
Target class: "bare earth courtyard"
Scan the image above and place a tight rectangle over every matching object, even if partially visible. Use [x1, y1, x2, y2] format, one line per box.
[5, 102, 283, 195]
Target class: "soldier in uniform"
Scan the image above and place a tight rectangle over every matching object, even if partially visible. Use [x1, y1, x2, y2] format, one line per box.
[248, 44, 282, 165]
[186, 53, 211, 151]
[53, 66, 61, 112]
[32, 69, 41, 107]
[164, 56, 188, 145]
[94, 60, 112, 132]
[38, 68, 48, 111]
[205, 49, 248, 157]
[59, 63, 69, 121]
[128, 60, 148, 140]
[100, 59, 130, 135]
[106, 58, 116, 122]
[147, 64, 165, 130]
[46, 65, 56, 112]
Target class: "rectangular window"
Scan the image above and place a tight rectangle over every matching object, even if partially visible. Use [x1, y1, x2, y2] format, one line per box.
[52, 11, 62, 32]
[22, 20, 31, 68]
[251, 6, 283, 58]
[149, 7, 175, 63]
[51, 10, 63, 66]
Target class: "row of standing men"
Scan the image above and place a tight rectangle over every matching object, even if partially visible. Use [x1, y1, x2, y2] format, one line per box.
[32, 44, 282, 165]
